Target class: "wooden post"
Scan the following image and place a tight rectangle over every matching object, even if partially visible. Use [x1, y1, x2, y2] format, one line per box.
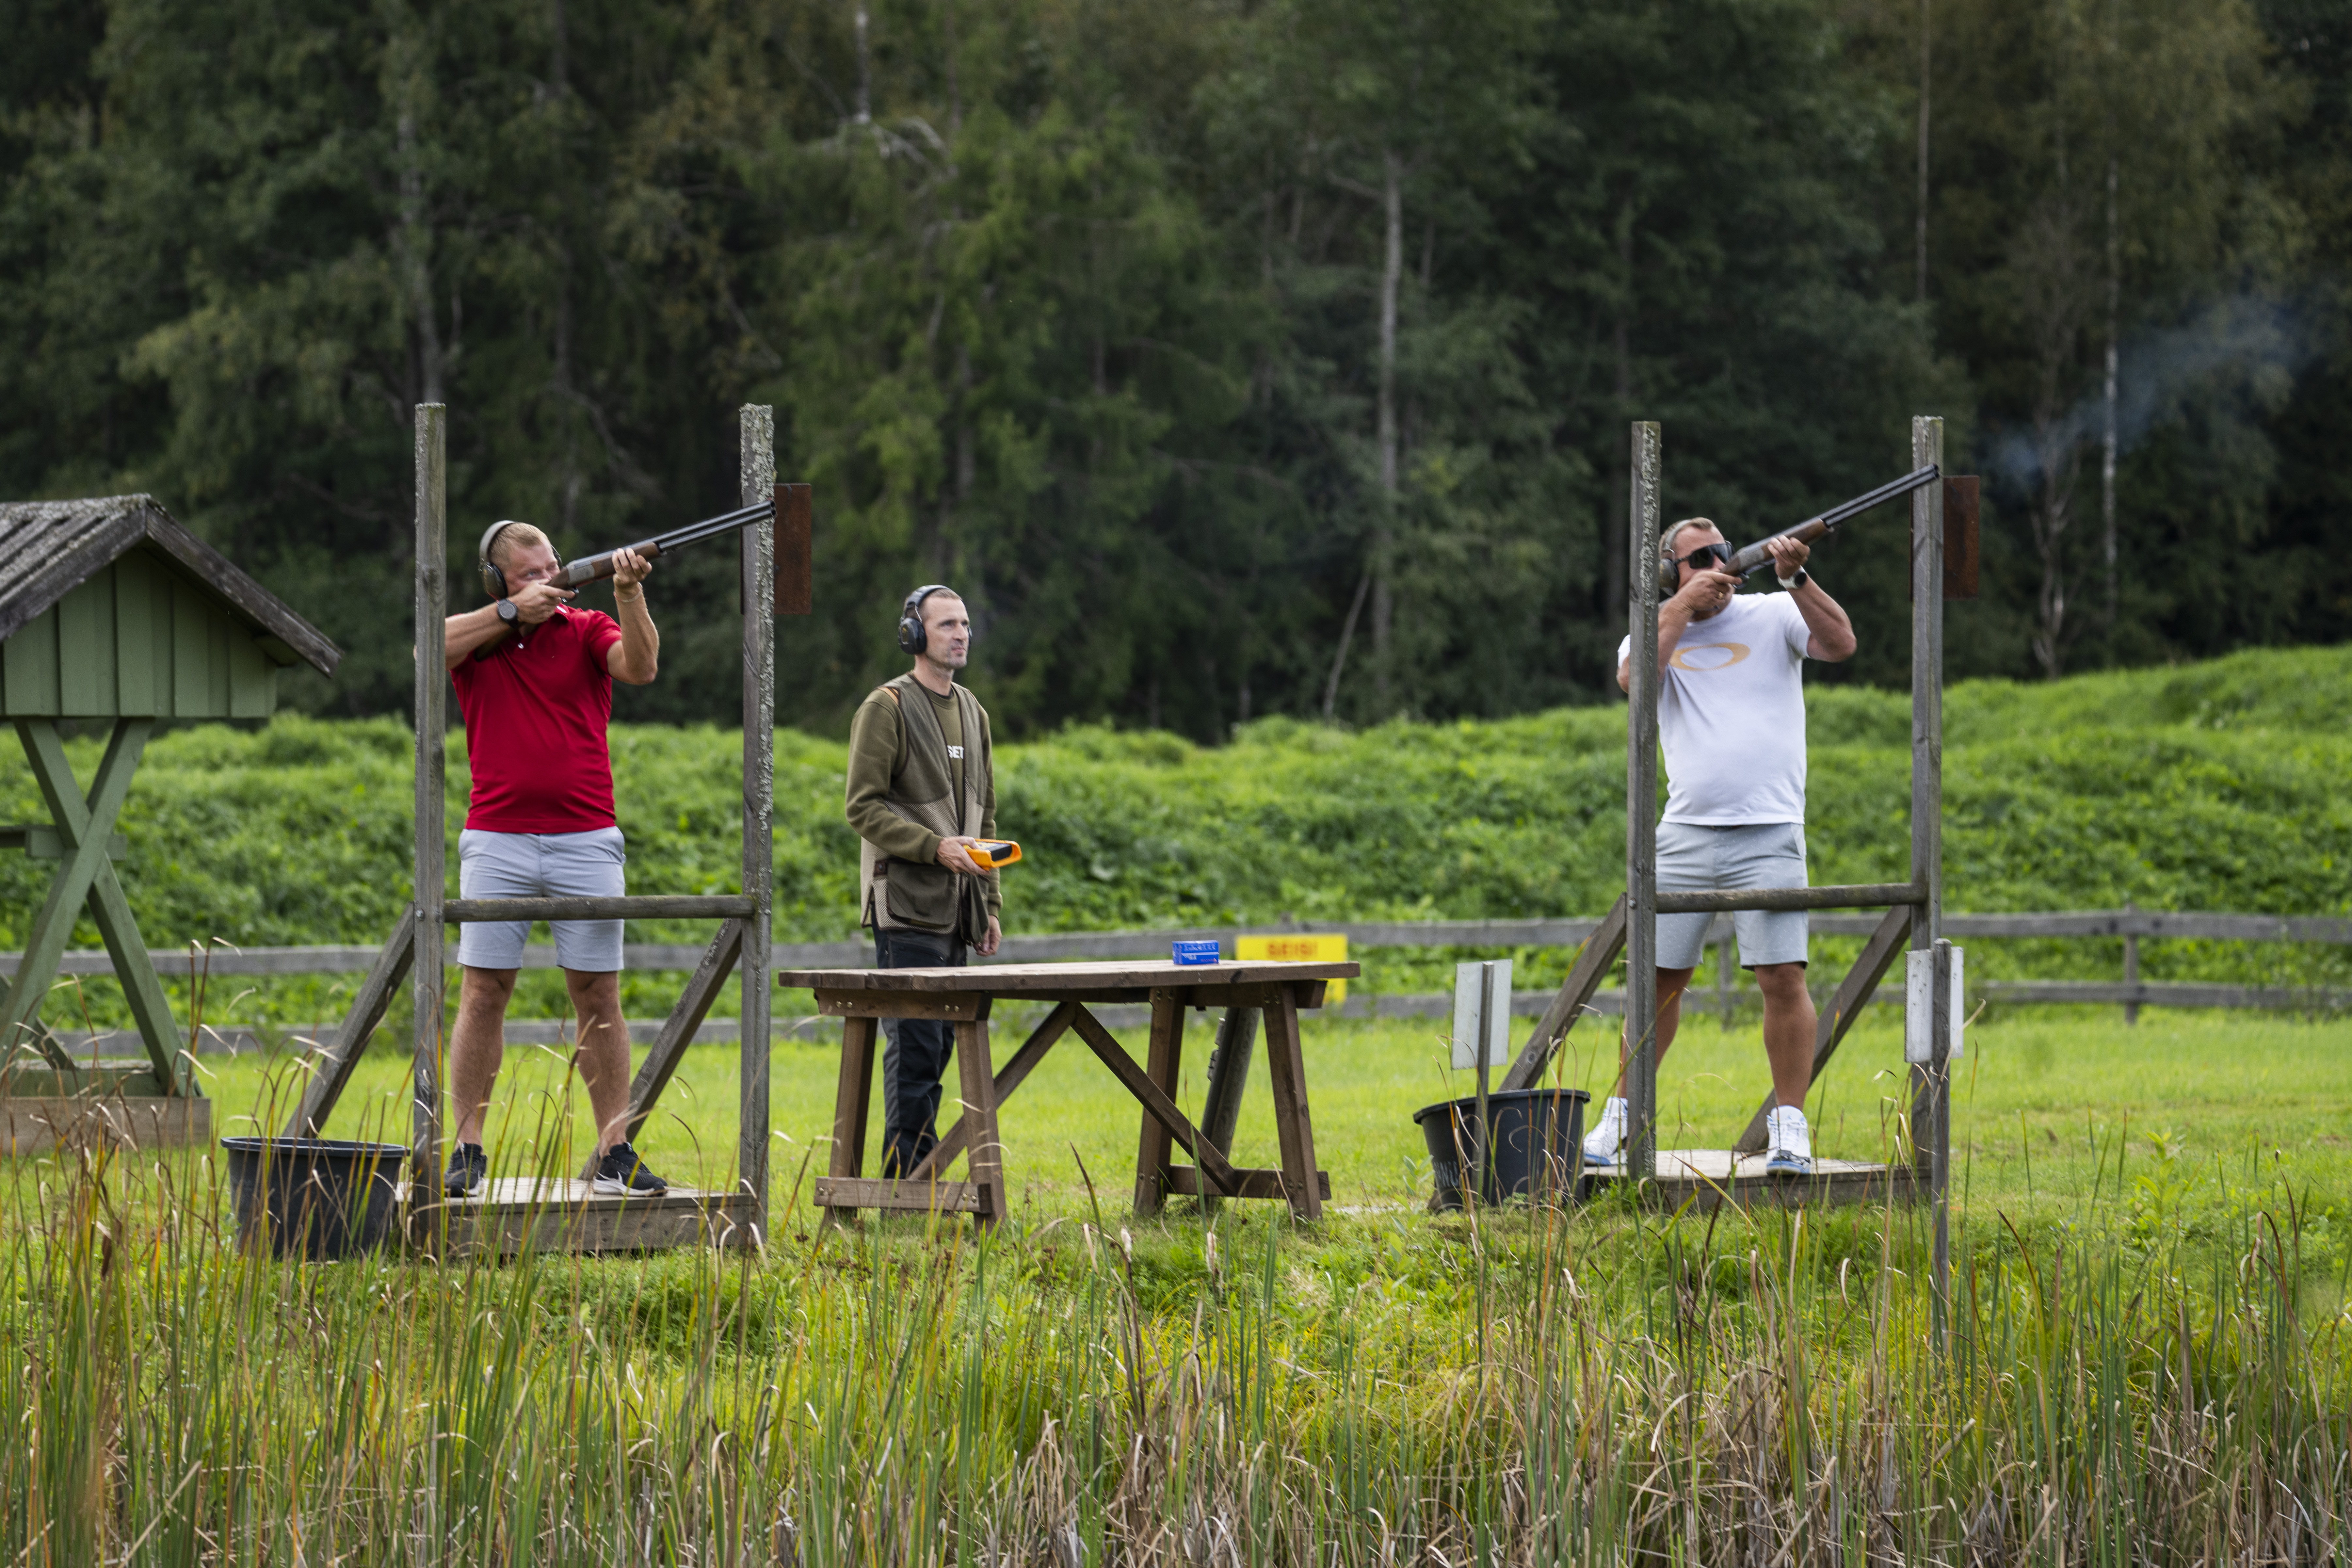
[738, 405, 777, 1244]
[1197, 1005, 1260, 1214]
[1906, 414, 1949, 1309]
[2121, 897, 2141, 1025]
[411, 404, 448, 1235]
[1261, 982, 1325, 1219]
[824, 1016, 878, 1226]
[1471, 961, 1497, 1204]
[1132, 989, 1185, 1213]
[1715, 925, 1734, 1030]
[1624, 421, 1662, 1187]
[953, 1016, 1006, 1224]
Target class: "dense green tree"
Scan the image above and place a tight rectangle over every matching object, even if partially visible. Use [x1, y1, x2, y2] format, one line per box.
[0, 0, 2340, 739]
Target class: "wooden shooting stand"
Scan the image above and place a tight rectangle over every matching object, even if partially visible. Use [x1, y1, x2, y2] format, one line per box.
[1505, 419, 1973, 1278]
[782, 958, 1357, 1226]
[286, 404, 812, 1257]
[0, 496, 341, 1155]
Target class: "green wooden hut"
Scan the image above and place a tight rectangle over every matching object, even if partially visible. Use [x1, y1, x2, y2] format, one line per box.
[0, 495, 339, 1151]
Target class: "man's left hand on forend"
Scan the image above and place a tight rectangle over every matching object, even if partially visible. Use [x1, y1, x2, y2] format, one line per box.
[1762, 535, 1812, 576]
[611, 546, 654, 593]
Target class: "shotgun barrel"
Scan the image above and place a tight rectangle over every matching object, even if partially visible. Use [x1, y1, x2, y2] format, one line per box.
[1723, 463, 1941, 578]
[553, 497, 777, 590]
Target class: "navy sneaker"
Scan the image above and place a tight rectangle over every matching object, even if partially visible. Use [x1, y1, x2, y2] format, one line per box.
[592, 1141, 669, 1197]
[444, 1141, 487, 1198]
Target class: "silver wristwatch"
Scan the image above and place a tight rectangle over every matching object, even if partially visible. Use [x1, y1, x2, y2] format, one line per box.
[1777, 567, 1810, 592]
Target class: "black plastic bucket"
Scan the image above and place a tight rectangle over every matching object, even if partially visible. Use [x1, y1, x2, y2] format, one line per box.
[221, 1138, 407, 1260]
[1413, 1088, 1589, 1211]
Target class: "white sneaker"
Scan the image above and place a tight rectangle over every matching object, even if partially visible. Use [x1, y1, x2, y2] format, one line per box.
[1764, 1106, 1813, 1176]
[1583, 1096, 1628, 1167]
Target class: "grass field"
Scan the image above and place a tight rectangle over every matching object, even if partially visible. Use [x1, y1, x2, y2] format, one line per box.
[9, 1006, 2350, 1563]
[4, 640, 2346, 1561]
[212, 1004, 2352, 1257]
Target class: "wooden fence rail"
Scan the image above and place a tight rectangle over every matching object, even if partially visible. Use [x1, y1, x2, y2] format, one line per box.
[4, 907, 2344, 979]
[4, 908, 2341, 1061]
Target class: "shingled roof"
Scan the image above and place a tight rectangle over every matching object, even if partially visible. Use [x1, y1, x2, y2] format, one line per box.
[0, 495, 339, 676]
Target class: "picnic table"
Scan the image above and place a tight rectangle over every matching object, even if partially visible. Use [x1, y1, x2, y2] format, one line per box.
[776, 958, 1360, 1223]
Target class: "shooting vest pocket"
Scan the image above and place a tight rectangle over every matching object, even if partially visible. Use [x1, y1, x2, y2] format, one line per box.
[858, 675, 993, 943]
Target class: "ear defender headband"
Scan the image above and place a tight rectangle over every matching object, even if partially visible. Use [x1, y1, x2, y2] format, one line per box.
[478, 520, 564, 599]
[897, 584, 954, 655]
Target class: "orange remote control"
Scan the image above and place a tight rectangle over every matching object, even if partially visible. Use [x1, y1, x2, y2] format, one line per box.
[970, 840, 1023, 868]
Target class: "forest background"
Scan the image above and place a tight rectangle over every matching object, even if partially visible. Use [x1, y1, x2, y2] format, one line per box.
[3, 0, 2346, 739]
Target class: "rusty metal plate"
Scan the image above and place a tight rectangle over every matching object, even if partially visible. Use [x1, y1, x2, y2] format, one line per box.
[1942, 476, 1979, 599]
[773, 482, 813, 614]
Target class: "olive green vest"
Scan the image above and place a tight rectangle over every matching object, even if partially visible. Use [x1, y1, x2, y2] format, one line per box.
[858, 672, 993, 940]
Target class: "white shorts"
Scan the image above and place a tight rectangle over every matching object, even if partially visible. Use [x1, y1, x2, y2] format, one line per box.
[456, 827, 627, 972]
[1654, 821, 1809, 971]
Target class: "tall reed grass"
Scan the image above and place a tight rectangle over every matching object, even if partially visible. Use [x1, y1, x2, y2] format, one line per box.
[6, 1129, 2348, 1565]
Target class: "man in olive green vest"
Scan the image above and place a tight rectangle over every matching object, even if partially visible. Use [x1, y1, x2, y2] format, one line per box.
[845, 585, 1006, 1177]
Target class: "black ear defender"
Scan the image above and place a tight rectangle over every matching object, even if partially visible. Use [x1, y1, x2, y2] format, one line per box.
[897, 584, 952, 655]
[1657, 520, 1729, 597]
[478, 520, 564, 599]
[1657, 522, 1689, 598]
[480, 520, 521, 599]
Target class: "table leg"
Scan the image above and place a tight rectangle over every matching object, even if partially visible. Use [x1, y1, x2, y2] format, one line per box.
[1132, 988, 1185, 1215]
[825, 1016, 877, 1225]
[955, 1017, 1006, 1226]
[1262, 983, 1325, 1219]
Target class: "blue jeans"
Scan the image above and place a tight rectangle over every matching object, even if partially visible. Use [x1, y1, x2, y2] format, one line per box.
[874, 926, 968, 1178]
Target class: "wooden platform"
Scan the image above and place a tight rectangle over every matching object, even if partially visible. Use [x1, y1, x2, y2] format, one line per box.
[1583, 1149, 1921, 1211]
[401, 1177, 751, 1258]
[1, 1093, 210, 1155]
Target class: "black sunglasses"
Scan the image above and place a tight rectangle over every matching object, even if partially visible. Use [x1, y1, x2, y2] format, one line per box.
[1675, 541, 1734, 572]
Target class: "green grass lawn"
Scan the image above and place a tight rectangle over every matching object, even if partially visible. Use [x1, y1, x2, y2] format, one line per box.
[17, 1001, 2350, 1560]
[206, 1001, 2352, 1255]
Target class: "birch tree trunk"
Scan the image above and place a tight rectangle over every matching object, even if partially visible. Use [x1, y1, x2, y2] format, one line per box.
[2102, 151, 2119, 628]
[394, 113, 445, 411]
[1917, 0, 1932, 301]
[1370, 147, 1403, 712]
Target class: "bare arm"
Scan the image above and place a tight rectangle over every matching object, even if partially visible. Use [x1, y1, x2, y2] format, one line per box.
[1618, 567, 1738, 691]
[1761, 535, 1856, 662]
[444, 580, 573, 670]
[603, 547, 660, 685]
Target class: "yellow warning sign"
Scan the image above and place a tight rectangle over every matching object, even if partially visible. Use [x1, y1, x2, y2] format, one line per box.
[1234, 933, 1348, 1002]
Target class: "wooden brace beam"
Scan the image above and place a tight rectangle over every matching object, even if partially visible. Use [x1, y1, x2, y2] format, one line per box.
[909, 999, 1080, 1181]
[1499, 895, 1628, 1093]
[1068, 1006, 1246, 1197]
[1731, 902, 1915, 1154]
[284, 909, 418, 1138]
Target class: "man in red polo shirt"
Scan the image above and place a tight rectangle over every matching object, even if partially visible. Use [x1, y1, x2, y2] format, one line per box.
[440, 520, 667, 1199]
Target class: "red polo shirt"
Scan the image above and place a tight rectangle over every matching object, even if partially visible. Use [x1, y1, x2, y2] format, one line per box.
[450, 607, 625, 832]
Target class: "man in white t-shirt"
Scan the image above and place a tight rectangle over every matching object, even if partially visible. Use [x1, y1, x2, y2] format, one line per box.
[1586, 516, 1858, 1175]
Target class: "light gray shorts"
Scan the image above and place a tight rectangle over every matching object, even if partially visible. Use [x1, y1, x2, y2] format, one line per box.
[1655, 821, 1809, 971]
[456, 826, 627, 972]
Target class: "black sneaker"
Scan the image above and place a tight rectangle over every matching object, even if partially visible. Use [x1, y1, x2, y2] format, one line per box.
[592, 1141, 669, 1197]
[444, 1142, 487, 1198]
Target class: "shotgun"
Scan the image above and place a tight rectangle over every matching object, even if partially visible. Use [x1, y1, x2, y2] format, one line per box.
[1723, 464, 1942, 578]
[550, 496, 777, 590]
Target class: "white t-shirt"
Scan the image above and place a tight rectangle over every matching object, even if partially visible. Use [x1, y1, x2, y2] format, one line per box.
[1616, 592, 1813, 826]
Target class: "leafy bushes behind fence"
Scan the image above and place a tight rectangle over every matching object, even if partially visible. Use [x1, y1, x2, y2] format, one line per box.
[0, 645, 2340, 959]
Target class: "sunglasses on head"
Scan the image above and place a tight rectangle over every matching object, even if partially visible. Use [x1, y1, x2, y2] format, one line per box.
[1675, 542, 1734, 571]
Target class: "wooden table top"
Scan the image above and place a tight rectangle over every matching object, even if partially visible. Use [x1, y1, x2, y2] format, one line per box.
[774, 958, 1360, 993]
